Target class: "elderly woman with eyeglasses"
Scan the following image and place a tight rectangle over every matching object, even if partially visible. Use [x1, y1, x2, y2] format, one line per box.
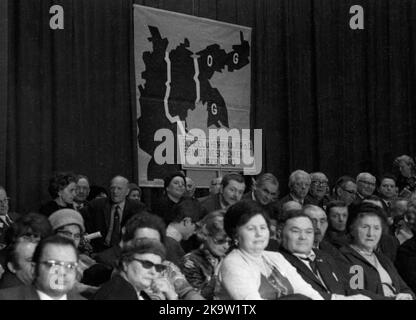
[93, 238, 177, 300]
[338, 202, 414, 300]
[181, 210, 230, 299]
[217, 200, 324, 300]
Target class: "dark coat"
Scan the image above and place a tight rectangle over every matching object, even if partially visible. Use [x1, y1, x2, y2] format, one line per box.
[279, 247, 349, 299]
[200, 194, 222, 215]
[0, 270, 24, 290]
[39, 200, 74, 217]
[338, 245, 415, 299]
[0, 284, 85, 300]
[93, 274, 151, 300]
[81, 198, 146, 252]
[0, 212, 20, 246]
[395, 237, 416, 293]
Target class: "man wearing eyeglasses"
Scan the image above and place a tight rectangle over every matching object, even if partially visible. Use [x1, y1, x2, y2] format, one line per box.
[305, 172, 331, 209]
[0, 186, 20, 248]
[333, 176, 357, 206]
[0, 235, 84, 300]
[355, 172, 377, 204]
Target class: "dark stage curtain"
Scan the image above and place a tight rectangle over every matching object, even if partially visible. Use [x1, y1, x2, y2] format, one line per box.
[3, 0, 416, 212]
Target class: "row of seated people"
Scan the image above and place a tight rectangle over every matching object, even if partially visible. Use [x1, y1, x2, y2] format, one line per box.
[0, 197, 414, 300]
[0, 154, 415, 299]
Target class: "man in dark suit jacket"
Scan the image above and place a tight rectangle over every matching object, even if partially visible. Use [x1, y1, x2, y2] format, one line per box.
[81, 175, 147, 252]
[0, 186, 20, 248]
[280, 210, 372, 300]
[279, 170, 314, 211]
[200, 173, 245, 215]
[0, 235, 85, 300]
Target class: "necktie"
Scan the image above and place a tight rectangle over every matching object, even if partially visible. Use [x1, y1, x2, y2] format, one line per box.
[300, 256, 319, 277]
[110, 205, 121, 246]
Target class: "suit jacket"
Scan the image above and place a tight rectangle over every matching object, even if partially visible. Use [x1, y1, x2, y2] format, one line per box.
[279, 247, 348, 299]
[0, 212, 20, 246]
[93, 274, 151, 300]
[0, 270, 24, 290]
[0, 284, 85, 300]
[338, 245, 415, 299]
[395, 237, 416, 293]
[81, 198, 146, 252]
[200, 194, 223, 215]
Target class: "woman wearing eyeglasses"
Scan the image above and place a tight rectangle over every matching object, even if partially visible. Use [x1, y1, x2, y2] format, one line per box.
[94, 238, 177, 300]
[338, 202, 415, 300]
[181, 210, 230, 299]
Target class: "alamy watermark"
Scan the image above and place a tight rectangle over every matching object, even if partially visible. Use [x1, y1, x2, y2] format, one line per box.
[153, 123, 262, 175]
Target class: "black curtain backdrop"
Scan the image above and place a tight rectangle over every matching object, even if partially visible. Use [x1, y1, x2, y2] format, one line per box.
[3, 0, 416, 212]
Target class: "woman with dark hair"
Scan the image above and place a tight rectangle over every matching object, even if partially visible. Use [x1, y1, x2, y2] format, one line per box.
[39, 172, 77, 217]
[151, 171, 186, 224]
[339, 202, 414, 299]
[217, 200, 324, 300]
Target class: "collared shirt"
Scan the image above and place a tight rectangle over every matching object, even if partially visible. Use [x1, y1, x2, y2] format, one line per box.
[105, 201, 126, 246]
[293, 251, 329, 290]
[166, 225, 182, 242]
[37, 290, 67, 300]
[289, 193, 304, 205]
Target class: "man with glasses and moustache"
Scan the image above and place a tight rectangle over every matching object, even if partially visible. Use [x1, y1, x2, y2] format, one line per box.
[305, 172, 331, 209]
[355, 172, 377, 205]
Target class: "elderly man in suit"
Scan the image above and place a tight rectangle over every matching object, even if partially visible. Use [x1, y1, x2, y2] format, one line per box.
[279, 170, 312, 207]
[82, 175, 146, 253]
[279, 210, 371, 300]
[0, 235, 84, 300]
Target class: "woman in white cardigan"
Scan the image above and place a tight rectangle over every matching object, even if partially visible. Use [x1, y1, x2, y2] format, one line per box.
[217, 200, 324, 300]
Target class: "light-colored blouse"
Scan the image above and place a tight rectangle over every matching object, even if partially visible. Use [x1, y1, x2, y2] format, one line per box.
[218, 249, 324, 300]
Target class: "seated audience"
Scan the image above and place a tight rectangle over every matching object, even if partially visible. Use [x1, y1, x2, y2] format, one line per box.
[0, 235, 84, 300]
[355, 172, 377, 204]
[200, 173, 245, 215]
[395, 200, 416, 293]
[94, 212, 203, 300]
[279, 210, 370, 299]
[305, 172, 330, 209]
[93, 238, 177, 300]
[279, 170, 312, 206]
[0, 186, 20, 249]
[218, 200, 324, 300]
[338, 202, 414, 300]
[152, 171, 186, 224]
[39, 172, 77, 217]
[73, 175, 90, 211]
[333, 176, 357, 206]
[325, 200, 351, 248]
[165, 198, 203, 266]
[181, 211, 230, 299]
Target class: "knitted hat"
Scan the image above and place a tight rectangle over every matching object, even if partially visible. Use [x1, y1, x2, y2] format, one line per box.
[48, 209, 85, 233]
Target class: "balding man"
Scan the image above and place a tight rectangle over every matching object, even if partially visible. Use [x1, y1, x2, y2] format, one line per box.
[81, 175, 147, 252]
[355, 172, 376, 204]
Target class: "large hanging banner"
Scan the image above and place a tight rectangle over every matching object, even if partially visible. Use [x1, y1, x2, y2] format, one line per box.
[133, 4, 254, 187]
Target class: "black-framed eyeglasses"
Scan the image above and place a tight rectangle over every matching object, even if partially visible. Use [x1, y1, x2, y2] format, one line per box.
[311, 181, 328, 187]
[131, 258, 167, 272]
[39, 260, 78, 271]
[0, 197, 10, 205]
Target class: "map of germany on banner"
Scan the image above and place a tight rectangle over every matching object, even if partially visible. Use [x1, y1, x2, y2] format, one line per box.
[133, 5, 252, 187]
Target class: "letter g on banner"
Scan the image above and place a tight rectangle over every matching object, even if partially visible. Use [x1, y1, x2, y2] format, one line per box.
[349, 265, 364, 290]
